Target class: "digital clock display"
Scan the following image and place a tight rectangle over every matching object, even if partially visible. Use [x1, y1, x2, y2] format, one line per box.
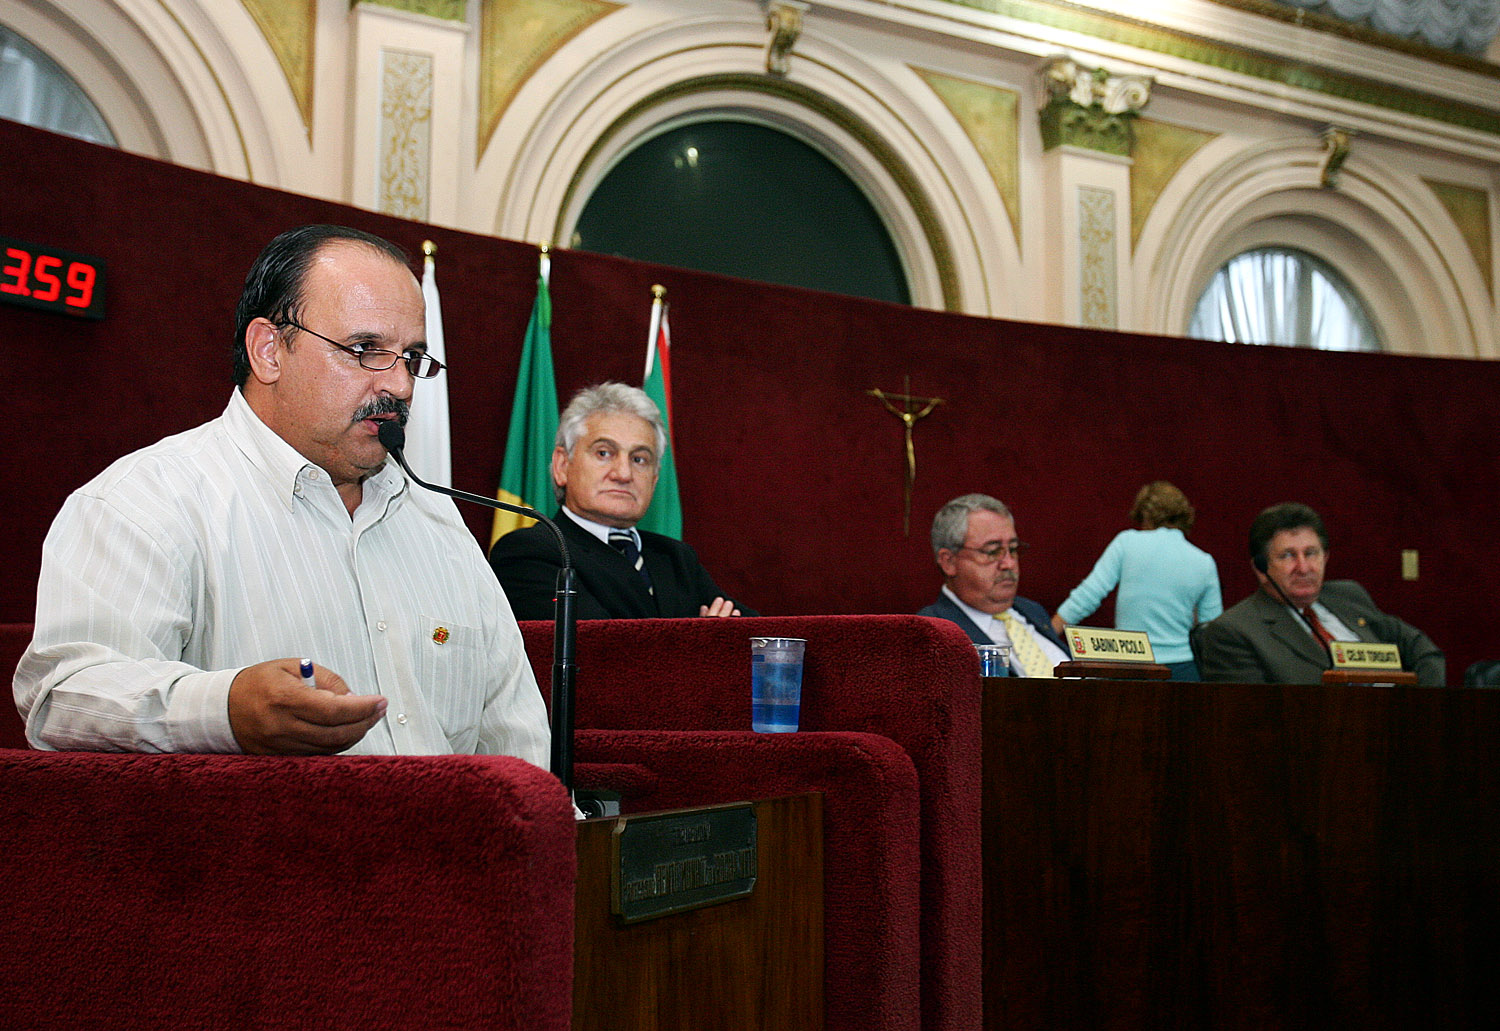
[0, 234, 106, 320]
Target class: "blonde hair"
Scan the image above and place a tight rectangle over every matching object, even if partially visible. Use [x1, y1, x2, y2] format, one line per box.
[1130, 481, 1194, 533]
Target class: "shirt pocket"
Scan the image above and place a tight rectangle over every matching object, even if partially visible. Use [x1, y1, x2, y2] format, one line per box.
[415, 614, 485, 745]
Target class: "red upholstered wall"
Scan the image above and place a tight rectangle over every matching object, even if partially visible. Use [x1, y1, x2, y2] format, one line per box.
[2, 120, 1495, 678]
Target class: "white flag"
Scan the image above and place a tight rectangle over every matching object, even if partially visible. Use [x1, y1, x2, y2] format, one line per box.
[409, 244, 452, 486]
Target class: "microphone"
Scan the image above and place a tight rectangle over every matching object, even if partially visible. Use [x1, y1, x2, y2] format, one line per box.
[1253, 551, 1329, 660]
[377, 420, 579, 795]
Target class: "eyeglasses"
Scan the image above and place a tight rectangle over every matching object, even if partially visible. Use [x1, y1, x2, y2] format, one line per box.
[280, 319, 445, 379]
[957, 541, 1029, 563]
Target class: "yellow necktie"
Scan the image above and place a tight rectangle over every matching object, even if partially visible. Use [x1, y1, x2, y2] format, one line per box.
[997, 610, 1055, 679]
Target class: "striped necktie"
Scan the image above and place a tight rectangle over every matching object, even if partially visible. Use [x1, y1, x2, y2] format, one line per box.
[608, 530, 653, 593]
[997, 610, 1054, 679]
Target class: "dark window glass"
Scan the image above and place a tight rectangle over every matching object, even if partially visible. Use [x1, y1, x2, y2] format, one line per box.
[574, 120, 910, 305]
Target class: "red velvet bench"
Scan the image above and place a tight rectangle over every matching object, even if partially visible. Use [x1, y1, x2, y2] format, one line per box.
[0, 750, 577, 1030]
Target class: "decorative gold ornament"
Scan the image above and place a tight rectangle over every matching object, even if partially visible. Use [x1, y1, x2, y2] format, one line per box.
[764, 1, 808, 77]
[1320, 126, 1353, 189]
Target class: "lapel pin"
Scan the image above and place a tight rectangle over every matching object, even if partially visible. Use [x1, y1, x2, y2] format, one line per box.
[432, 626, 450, 644]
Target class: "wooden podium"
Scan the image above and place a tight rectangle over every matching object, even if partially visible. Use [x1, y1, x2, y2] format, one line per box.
[573, 793, 824, 1031]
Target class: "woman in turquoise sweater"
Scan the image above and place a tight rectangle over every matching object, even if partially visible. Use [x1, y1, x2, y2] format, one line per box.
[1051, 481, 1222, 680]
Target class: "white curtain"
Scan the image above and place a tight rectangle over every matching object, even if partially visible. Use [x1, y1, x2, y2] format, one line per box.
[1189, 248, 1380, 351]
[1, 27, 114, 145]
[1274, 0, 1500, 54]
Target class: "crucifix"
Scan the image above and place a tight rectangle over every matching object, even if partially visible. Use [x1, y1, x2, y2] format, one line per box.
[868, 377, 945, 535]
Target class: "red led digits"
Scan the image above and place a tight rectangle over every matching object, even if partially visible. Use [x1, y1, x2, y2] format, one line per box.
[0, 236, 105, 319]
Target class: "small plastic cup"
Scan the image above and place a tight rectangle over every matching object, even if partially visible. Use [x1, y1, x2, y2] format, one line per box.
[751, 637, 806, 732]
[977, 643, 1012, 678]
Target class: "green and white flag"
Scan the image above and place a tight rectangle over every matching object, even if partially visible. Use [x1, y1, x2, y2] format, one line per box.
[492, 250, 559, 546]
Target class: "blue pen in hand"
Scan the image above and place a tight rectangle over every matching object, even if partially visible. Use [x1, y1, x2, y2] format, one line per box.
[299, 658, 318, 691]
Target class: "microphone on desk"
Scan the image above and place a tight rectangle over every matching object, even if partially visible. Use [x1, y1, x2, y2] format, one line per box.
[377, 420, 579, 795]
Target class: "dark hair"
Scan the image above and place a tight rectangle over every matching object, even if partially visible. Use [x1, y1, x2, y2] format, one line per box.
[231, 224, 409, 386]
[1248, 502, 1329, 566]
[1130, 481, 1194, 532]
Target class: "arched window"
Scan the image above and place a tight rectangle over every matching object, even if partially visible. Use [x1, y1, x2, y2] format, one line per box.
[572, 120, 910, 305]
[0, 25, 114, 145]
[1189, 246, 1379, 351]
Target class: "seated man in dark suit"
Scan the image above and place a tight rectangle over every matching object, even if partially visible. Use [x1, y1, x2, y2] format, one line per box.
[489, 382, 754, 620]
[1198, 502, 1444, 685]
[917, 493, 1069, 677]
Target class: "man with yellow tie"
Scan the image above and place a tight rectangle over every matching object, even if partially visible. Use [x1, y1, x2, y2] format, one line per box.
[918, 493, 1071, 678]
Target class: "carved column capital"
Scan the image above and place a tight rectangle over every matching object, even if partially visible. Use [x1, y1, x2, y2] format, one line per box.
[1036, 56, 1153, 156]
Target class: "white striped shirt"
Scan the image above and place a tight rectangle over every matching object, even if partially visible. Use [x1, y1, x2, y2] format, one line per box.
[14, 389, 550, 765]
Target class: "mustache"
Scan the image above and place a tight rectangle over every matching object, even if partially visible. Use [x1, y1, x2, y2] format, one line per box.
[994, 570, 1019, 584]
[353, 396, 410, 426]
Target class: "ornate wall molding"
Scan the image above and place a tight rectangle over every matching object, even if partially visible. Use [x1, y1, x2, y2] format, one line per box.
[914, 67, 1021, 251]
[927, 1, 1500, 138]
[1130, 118, 1218, 250]
[241, 0, 315, 137]
[551, 71, 961, 309]
[1134, 134, 1491, 355]
[1424, 178, 1493, 293]
[480, 9, 1030, 317]
[478, 0, 619, 158]
[1078, 184, 1117, 327]
[379, 47, 432, 220]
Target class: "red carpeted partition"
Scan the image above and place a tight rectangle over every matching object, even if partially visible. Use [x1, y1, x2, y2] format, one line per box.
[525, 614, 983, 1031]
[0, 750, 577, 1031]
[576, 728, 922, 1031]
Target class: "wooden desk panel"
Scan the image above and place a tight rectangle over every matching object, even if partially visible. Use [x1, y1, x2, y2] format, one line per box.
[983, 680, 1500, 1031]
[575, 793, 824, 1031]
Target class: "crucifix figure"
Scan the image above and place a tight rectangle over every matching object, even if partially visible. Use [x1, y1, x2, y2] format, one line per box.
[868, 377, 945, 535]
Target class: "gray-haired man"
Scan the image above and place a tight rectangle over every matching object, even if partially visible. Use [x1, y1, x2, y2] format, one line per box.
[918, 493, 1069, 677]
[488, 382, 754, 620]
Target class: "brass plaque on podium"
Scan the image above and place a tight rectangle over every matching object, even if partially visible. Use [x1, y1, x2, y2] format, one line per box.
[612, 802, 758, 923]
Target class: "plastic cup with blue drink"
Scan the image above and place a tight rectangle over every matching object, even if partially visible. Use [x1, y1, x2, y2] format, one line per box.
[751, 637, 806, 732]
[976, 643, 1012, 677]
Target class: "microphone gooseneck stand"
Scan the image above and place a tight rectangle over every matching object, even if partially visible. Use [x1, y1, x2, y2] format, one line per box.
[377, 421, 578, 796]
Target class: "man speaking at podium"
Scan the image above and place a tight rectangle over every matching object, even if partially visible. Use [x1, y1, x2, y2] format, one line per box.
[14, 224, 551, 762]
[1198, 502, 1445, 685]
